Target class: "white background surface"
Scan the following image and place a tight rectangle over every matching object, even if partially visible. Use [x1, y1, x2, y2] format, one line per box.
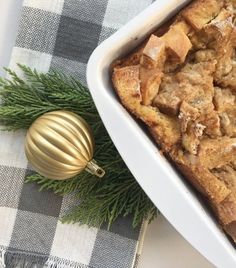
[0, 1, 215, 267]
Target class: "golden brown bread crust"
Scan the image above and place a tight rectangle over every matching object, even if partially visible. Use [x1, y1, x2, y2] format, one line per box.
[140, 68, 163, 106]
[139, 35, 166, 105]
[112, 0, 236, 242]
[112, 66, 181, 151]
[197, 137, 236, 169]
[170, 147, 231, 203]
[181, 0, 224, 30]
[161, 27, 192, 63]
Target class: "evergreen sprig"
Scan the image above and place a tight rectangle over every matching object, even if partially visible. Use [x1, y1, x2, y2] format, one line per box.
[0, 64, 157, 228]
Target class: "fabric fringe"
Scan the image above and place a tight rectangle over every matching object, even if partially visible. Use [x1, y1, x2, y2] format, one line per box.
[0, 247, 89, 268]
[1, 248, 47, 268]
[45, 257, 88, 268]
[0, 247, 6, 268]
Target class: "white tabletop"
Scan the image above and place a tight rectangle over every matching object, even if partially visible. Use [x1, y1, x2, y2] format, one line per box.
[0, 1, 215, 267]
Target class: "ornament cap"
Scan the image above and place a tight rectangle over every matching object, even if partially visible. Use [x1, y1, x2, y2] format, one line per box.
[86, 159, 105, 178]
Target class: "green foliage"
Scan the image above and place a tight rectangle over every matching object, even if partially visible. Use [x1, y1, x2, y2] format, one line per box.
[0, 64, 157, 228]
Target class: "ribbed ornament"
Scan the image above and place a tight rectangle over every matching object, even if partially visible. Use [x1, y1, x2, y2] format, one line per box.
[25, 110, 105, 180]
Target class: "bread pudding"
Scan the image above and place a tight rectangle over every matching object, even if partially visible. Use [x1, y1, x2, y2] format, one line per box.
[112, 0, 236, 242]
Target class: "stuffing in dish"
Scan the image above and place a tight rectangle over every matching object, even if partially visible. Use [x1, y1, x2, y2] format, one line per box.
[112, 0, 236, 242]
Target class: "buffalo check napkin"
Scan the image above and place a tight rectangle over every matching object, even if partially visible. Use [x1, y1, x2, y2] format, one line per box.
[0, 0, 154, 267]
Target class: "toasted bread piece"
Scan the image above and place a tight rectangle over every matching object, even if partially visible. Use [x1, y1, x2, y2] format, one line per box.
[141, 35, 166, 69]
[197, 137, 236, 169]
[191, 8, 235, 85]
[174, 153, 233, 233]
[112, 65, 142, 118]
[162, 27, 192, 63]
[153, 74, 182, 115]
[213, 193, 236, 241]
[179, 101, 200, 132]
[153, 62, 215, 116]
[212, 165, 236, 194]
[220, 109, 236, 137]
[214, 87, 236, 112]
[214, 87, 236, 137]
[113, 65, 164, 127]
[148, 114, 181, 152]
[195, 49, 215, 62]
[225, 0, 236, 9]
[217, 194, 236, 225]
[112, 66, 181, 150]
[140, 67, 163, 105]
[210, 8, 232, 25]
[225, 221, 236, 242]
[210, 19, 234, 83]
[182, 0, 224, 30]
[182, 128, 201, 154]
[139, 35, 166, 105]
[171, 150, 231, 204]
[199, 111, 221, 138]
[179, 107, 221, 153]
[212, 164, 236, 239]
[220, 113, 234, 137]
[219, 66, 236, 90]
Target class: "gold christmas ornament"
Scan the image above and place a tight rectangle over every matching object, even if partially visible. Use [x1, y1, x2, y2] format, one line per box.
[25, 110, 105, 180]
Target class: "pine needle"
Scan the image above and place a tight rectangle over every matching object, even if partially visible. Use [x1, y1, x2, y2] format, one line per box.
[0, 64, 157, 228]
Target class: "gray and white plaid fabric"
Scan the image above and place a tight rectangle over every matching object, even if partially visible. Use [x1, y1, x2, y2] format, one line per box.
[0, 0, 153, 267]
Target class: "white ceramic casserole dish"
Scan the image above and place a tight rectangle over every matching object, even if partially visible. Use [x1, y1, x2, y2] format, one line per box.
[87, 0, 236, 267]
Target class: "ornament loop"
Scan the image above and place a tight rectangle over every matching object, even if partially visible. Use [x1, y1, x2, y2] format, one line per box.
[86, 159, 105, 178]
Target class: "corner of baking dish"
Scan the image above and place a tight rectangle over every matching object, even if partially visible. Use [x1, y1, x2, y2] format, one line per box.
[87, 0, 236, 267]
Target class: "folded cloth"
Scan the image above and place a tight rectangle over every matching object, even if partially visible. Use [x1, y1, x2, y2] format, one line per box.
[0, 0, 153, 267]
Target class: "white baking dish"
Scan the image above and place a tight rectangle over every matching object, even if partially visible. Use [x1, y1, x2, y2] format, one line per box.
[87, 0, 236, 267]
